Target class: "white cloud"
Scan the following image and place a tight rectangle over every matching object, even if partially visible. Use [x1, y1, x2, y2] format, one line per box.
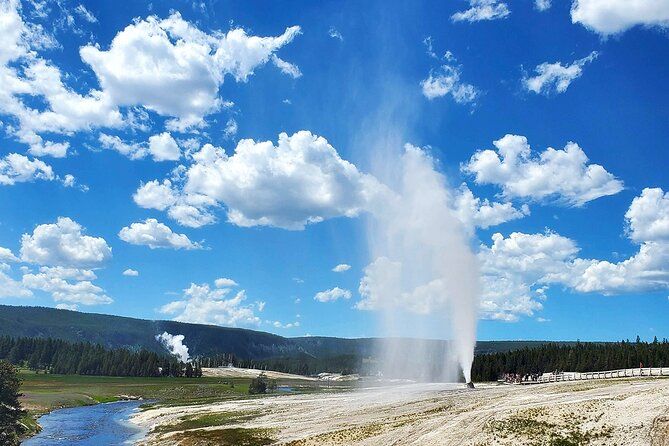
[176, 131, 384, 230]
[159, 281, 260, 327]
[118, 218, 202, 250]
[454, 184, 529, 231]
[56, 303, 78, 311]
[478, 189, 669, 319]
[625, 188, 669, 243]
[148, 132, 180, 161]
[271, 54, 302, 78]
[123, 268, 139, 276]
[421, 65, 479, 104]
[98, 134, 147, 160]
[133, 179, 177, 211]
[214, 277, 238, 288]
[74, 4, 97, 23]
[523, 51, 598, 95]
[0, 247, 19, 262]
[223, 118, 238, 139]
[0, 266, 32, 298]
[80, 12, 301, 130]
[20, 217, 112, 268]
[0, 153, 55, 185]
[328, 26, 343, 41]
[571, 0, 669, 36]
[156, 332, 189, 362]
[535, 0, 551, 11]
[314, 286, 351, 302]
[332, 263, 351, 273]
[22, 266, 112, 305]
[0, 1, 121, 155]
[452, 0, 510, 22]
[463, 134, 623, 206]
[133, 178, 217, 228]
[270, 320, 300, 329]
[0, 3, 301, 153]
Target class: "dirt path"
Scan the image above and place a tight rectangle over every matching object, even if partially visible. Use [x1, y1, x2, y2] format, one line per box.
[133, 377, 669, 445]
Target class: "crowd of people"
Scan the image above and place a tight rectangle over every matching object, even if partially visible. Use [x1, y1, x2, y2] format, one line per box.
[501, 372, 543, 383]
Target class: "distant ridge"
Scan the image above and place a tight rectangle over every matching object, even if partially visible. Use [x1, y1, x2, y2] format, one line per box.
[0, 305, 556, 359]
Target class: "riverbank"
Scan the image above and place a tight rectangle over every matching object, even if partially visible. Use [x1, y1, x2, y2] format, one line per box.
[17, 370, 254, 440]
[132, 376, 669, 445]
[18, 369, 323, 441]
[22, 400, 148, 446]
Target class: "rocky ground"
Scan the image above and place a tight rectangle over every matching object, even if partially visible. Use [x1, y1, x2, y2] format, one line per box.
[132, 377, 669, 445]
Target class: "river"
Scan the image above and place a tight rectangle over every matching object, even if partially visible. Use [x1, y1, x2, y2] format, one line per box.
[23, 400, 148, 446]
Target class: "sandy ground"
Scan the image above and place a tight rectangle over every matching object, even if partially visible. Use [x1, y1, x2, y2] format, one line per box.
[202, 367, 318, 380]
[132, 377, 669, 445]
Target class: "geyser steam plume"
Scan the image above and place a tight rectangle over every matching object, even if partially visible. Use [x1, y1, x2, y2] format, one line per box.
[360, 144, 480, 383]
[156, 332, 190, 363]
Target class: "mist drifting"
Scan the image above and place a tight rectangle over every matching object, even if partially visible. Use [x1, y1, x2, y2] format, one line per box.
[360, 144, 480, 383]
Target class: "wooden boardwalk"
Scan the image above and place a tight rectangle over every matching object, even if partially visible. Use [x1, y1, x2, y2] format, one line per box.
[514, 367, 669, 385]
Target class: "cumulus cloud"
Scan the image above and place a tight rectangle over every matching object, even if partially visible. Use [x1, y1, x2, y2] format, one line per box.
[0, 0, 121, 156]
[80, 12, 301, 130]
[98, 134, 147, 160]
[463, 134, 623, 206]
[0, 2, 301, 153]
[214, 277, 238, 288]
[571, 0, 669, 36]
[314, 287, 352, 302]
[156, 332, 190, 362]
[148, 132, 180, 161]
[133, 180, 177, 211]
[452, 0, 510, 22]
[523, 52, 598, 95]
[118, 218, 202, 250]
[479, 188, 669, 319]
[98, 132, 180, 161]
[123, 268, 139, 276]
[421, 65, 479, 104]
[22, 266, 112, 305]
[0, 247, 19, 263]
[0, 153, 55, 185]
[454, 184, 529, 231]
[133, 179, 217, 228]
[159, 281, 260, 327]
[625, 188, 669, 243]
[332, 263, 351, 273]
[270, 320, 300, 329]
[145, 131, 385, 230]
[0, 265, 32, 299]
[20, 217, 112, 268]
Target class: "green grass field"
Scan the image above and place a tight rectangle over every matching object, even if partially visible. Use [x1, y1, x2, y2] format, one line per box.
[19, 370, 253, 414]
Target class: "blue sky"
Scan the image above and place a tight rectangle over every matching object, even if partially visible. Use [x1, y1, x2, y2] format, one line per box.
[0, 0, 668, 341]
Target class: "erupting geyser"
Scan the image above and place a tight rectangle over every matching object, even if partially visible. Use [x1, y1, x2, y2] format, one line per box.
[361, 143, 480, 383]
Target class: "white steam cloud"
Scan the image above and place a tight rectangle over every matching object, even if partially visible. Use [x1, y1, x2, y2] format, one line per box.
[361, 143, 479, 383]
[155, 331, 190, 363]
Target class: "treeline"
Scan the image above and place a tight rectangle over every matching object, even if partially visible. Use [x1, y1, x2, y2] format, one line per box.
[472, 337, 669, 382]
[0, 336, 202, 378]
[201, 352, 362, 376]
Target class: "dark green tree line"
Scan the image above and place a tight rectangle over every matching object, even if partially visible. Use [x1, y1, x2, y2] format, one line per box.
[472, 338, 669, 382]
[0, 336, 202, 378]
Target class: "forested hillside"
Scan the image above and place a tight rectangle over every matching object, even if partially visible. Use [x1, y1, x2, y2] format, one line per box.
[0, 305, 552, 360]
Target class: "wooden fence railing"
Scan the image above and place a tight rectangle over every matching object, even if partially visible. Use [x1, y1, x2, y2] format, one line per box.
[515, 367, 669, 384]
